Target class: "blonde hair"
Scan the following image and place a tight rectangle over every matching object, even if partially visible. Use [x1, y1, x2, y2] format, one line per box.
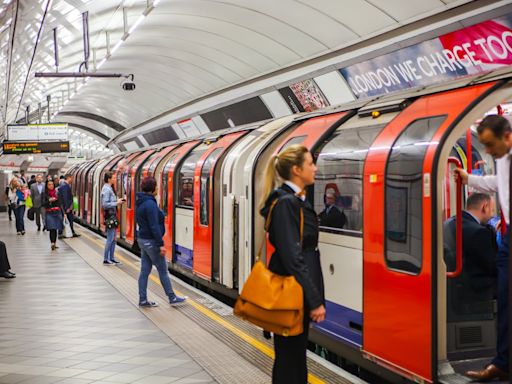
[260, 144, 309, 208]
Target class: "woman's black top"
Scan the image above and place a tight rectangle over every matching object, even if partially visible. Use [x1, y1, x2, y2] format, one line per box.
[260, 184, 325, 310]
[42, 192, 60, 211]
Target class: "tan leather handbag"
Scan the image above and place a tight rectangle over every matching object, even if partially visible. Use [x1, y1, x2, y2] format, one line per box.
[234, 199, 304, 337]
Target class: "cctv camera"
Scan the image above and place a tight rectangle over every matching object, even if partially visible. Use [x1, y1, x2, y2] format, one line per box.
[121, 79, 135, 91]
[121, 74, 135, 91]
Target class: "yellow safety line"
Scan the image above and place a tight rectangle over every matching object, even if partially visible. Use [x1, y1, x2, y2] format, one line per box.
[78, 231, 325, 384]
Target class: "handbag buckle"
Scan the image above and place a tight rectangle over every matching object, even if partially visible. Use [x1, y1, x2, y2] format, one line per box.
[282, 329, 289, 337]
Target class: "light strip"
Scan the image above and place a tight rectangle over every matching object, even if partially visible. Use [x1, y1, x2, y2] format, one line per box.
[111, 39, 123, 55]
[128, 14, 145, 34]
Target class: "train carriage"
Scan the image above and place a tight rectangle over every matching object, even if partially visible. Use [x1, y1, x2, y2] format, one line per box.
[72, 68, 512, 383]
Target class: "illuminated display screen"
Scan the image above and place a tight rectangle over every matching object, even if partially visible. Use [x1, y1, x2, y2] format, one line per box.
[2, 141, 70, 154]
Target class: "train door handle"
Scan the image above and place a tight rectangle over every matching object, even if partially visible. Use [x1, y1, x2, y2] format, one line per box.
[447, 157, 463, 278]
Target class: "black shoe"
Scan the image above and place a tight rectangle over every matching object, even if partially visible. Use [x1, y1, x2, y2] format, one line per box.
[42, 226, 46, 232]
[21, 231, 25, 235]
[111, 260, 121, 265]
[103, 260, 114, 266]
[8, 217, 12, 221]
[139, 301, 158, 307]
[37, 226, 41, 231]
[0, 272, 15, 279]
[51, 244, 56, 251]
[8, 271, 15, 276]
[72, 233, 81, 238]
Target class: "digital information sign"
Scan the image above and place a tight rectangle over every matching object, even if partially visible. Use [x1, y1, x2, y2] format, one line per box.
[2, 141, 70, 154]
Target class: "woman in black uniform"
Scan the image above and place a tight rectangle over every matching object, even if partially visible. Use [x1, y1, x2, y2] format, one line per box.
[260, 144, 326, 384]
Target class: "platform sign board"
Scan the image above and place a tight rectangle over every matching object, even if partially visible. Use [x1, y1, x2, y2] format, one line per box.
[7, 124, 68, 141]
[340, 14, 512, 98]
[2, 141, 70, 154]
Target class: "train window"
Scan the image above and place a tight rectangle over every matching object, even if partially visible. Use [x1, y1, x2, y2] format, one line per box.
[385, 115, 446, 274]
[177, 148, 207, 208]
[161, 154, 177, 216]
[315, 125, 383, 235]
[200, 148, 223, 226]
[280, 135, 306, 151]
[147, 153, 160, 177]
[126, 174, 133, 208]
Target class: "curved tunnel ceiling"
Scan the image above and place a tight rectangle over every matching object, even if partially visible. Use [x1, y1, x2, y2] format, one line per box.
[0, 0, 482, 144]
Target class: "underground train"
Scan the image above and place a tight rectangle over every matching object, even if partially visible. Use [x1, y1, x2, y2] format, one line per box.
[69, 67, 512, 384]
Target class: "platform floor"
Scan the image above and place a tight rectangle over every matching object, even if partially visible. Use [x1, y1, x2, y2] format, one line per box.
[0, 217, 215, 384]
[0, 214, 361, 384]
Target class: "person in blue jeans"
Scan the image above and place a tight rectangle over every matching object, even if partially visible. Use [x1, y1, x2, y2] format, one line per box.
[101, 171, 125, 265]
[135, 176, 186, 307]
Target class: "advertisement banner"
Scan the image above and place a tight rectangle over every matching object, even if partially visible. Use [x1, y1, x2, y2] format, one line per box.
[340, 14, 512, 98]
[7, 124, 68, 141]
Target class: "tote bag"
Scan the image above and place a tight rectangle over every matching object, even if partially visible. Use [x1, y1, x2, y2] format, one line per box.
[63, 214, 73, 238]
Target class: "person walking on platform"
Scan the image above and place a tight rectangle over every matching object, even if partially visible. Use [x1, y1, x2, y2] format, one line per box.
[454, 114, 511, 381]
[135, 176, 186, 307]
[59, 174, 80, 238]
[42, 179, 63, 251]
[101, 172, 124, 265]
[0, 241, 15, 279]
[9, 179, 26, 235]
[259, 144, 326, 384]
[30, 174, 45, 231]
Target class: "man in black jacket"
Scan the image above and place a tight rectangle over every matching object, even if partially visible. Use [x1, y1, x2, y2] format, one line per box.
[443, 193, 497, 318]
[59, 174, 79, 237]
[318, 192, 346, 229]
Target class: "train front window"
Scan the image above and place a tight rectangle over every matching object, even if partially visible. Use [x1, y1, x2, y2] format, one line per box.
[315, 125, 382, 234]
[177, 148, 207, 208]
[385, 115, 446, 274]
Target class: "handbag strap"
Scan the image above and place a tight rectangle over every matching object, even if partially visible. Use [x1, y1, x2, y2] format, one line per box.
[256, 197, 304, 262]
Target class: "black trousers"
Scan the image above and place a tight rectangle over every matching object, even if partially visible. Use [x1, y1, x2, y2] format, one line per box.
[0, 241, 11, 273]
[49, 229, 57, 244]
[491, 227, 509, 372]
[7, 204, 12, 219]
[66, 212, 75, 234]
[272, 314, 310, 384]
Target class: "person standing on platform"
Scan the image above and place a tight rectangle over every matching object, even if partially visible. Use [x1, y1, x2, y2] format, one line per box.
[259, 144, 326, 384]
[59, 174, 80, 238]
[5, 185, 13, 221]
[0, 241, 15, 279]
[27, 175, 36, 188]
[9, 179, 26, 235]
[455, 114, 511, 381]
[135, 176, 186, 307]
[30, 174, 45, 231]
[101, 172, 124, 265]
[19, 170, 27, 186]
[41, 180, 63, 251]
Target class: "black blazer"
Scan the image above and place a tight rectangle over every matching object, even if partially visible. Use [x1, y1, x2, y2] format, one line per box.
[443, 211, 497, 303]
[319, 205, 346, 229]
[260, 184, 325, 310]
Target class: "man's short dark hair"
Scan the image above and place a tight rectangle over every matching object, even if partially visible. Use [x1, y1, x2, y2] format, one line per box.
[60, 175, 65, 179]
[64, 173, 72, 179]
[476, 115, 511, 138]
[141, 177, 156, 193]
[466, 193, 491, 210]
[104, 172, 113, 183]
[30, 175, 35, 179]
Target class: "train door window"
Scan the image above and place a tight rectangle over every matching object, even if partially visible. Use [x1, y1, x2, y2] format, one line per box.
[161, 154, 177, 216]
[315, 125, 383, 234]
[280, 135, 307, 151]
[385, 115, 446, 274]
[177, 148, 207, 208]
[200, 148, 223, 226]
[126, 174, 133, 208]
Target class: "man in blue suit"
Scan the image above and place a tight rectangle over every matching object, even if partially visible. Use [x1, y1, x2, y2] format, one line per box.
[59, 173, 80, 238]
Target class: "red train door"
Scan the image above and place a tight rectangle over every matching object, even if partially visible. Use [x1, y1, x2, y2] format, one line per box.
[125, 150, 155, 246]
[164, 141, 200, 261]
[362, 82, 498, 383]
[193, 131, 248, 280]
